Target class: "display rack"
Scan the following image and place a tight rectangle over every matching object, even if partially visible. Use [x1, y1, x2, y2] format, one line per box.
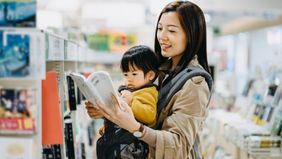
[0, 23, 127, 158]
[0, 28, 45, 159]
[202, 74, 282, 159]
[45, 31, 95, 159]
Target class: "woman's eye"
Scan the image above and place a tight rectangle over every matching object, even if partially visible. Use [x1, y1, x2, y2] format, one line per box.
[157, 27, 162, 31]
[169, 30, 176, 33]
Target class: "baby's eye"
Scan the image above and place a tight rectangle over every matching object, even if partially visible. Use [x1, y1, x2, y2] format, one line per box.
[132, 73, 137, 76]
[123, 73, 128, 76]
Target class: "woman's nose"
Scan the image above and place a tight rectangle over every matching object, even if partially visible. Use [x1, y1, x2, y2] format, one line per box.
[158, 31, 168, 41]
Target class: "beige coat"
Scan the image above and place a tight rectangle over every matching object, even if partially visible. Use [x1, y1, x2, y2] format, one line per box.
[140, 57, 211, 159]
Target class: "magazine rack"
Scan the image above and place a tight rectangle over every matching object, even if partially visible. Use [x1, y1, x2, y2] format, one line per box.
[202, 77, 282, 159]
[0, 28, 45, 158]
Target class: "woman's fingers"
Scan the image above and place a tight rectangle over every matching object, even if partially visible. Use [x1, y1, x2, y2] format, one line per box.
[96, 100, 113, 121]
[85, 101, 104, 119]
[111, 93, 120, 112]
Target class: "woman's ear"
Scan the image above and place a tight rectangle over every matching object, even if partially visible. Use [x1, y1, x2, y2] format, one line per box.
[146, 70, 156, 81]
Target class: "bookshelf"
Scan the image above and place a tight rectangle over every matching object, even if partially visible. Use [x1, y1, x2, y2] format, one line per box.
[0, 26, 121, 158]
[202, 79, 282, 159]
[0, 28, 45, 159]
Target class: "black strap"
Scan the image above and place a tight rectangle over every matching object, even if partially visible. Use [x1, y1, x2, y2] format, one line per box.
[157, 66, 213, 118]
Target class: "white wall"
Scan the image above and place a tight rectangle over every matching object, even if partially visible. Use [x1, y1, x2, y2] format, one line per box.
[212, 25, 282, 96]
[249, 26, 282, 78]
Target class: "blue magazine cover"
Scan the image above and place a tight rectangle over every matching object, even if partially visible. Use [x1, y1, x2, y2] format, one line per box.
[0, 32, 30, 77]
[0, 0, 36, 27]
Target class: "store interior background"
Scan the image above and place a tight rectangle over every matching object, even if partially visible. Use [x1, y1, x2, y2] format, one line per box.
[0, 0, 282, 159]
[38, 0, 282, 158]
[37, 0, 282, 97]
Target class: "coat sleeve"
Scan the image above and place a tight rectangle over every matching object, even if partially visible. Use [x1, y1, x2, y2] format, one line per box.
[141, 76, 210, 159]
[131, 89, 157, 126]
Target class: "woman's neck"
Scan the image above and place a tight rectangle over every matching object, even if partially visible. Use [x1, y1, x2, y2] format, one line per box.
[171, 55, 182, 70]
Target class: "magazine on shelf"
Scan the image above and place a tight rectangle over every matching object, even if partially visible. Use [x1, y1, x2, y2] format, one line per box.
[0, 87, 37, 135]
[272, 84, 282, 106]
[270, 104, 282, 136]
[69, 71, 120, 112]
[0, 32, 30, 77]
[0, 0, 36, 27]
[0, 137, 33, 158]
[47, 33, 64, 60]
[0, 29, 45, 79]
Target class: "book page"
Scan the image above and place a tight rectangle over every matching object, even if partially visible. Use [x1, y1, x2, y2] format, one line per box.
[69, 73, 97, 106]
[86, 71, 119, 112]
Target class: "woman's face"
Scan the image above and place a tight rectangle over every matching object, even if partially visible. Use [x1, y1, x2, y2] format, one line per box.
[157, 12, 187, 66]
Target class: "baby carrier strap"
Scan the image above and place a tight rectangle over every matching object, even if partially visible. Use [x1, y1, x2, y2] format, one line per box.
[156, 66, 213, 118]
[155, 66, 213, 159]
[155, 66, 213, 129]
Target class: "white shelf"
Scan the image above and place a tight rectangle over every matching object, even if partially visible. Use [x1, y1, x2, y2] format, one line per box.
[84, 51, 123, 64]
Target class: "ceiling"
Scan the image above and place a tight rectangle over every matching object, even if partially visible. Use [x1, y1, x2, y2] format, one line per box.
[37, 0, 282, 35]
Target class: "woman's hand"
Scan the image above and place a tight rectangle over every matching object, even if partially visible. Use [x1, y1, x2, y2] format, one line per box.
[85, 101, 104, 119]
[96, 94, 140, 133]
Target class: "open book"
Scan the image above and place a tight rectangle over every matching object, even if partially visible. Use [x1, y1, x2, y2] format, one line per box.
[69, 71, 119, 111]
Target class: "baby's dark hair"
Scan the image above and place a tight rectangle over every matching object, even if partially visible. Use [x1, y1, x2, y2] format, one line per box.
[120, 45, 159, 78]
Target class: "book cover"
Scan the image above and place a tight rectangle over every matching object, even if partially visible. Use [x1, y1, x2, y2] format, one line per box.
[42, 71, 63, 145]
[46, 34, 64, 61]
[0, 29, 46, 79]
[271, 111, 282, 136]
[0, 0, 36, 27]
[0, 137, 33, 159]
[272, 84, 282, 106]
[0, 32, 30, 77]
[0, 88, 36, 134]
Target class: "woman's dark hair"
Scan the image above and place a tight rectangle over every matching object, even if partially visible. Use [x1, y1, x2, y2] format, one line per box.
[120, 45, 159, 77]
[154, 1, 210, 76]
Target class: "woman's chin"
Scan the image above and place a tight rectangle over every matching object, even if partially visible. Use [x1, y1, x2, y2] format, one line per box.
[161, 53, 170, 58]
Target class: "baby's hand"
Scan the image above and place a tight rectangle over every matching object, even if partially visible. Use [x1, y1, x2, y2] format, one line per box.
[121, 90, 133, 106]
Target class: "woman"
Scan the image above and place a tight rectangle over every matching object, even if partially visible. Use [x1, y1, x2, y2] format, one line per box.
[86, 1, 212, 158]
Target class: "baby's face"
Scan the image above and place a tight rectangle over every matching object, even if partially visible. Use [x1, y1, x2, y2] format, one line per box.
[123, 66, 151, 89]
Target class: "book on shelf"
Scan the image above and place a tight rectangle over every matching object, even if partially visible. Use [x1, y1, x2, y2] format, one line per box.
[0, 32, 30, 77]
[270, 108, 282, 136]
[272, 84, 282, 106]
[0, 137, 33, 158]
[247, 147, 281, 156]
[247, 136, 281, 148]
[42, 71, 63, 145]
[46, 33, 64, 61]
[0, 0, 36, 27]
[0, 29, 45, 79]
[69, 71, 120, 112]
[0, 87, 36, 135]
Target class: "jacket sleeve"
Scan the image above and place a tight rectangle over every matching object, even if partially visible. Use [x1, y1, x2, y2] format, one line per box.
[131, 90, 157, 126]
[141, 76, 210, 159]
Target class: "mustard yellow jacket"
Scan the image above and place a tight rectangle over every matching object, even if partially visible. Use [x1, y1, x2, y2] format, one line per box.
[140, 57, 211, 159]
[132, 86, 158, 127]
